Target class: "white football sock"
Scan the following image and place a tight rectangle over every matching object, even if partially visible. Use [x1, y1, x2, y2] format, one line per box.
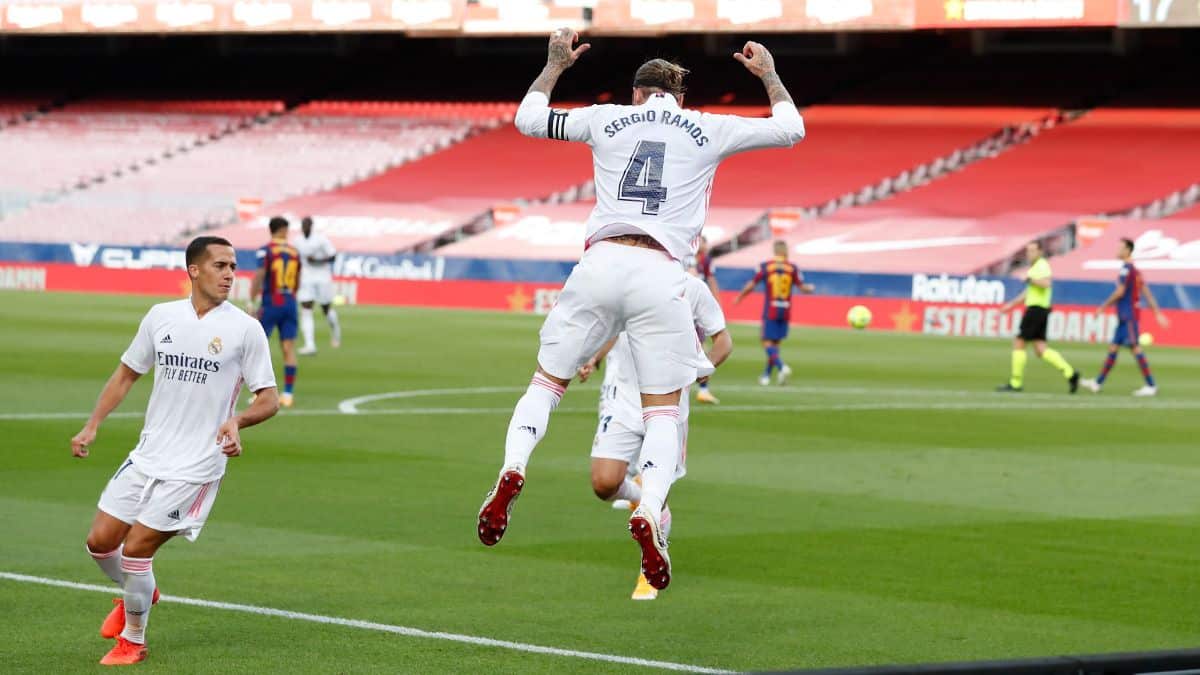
[88, 544, 123, 586]
[660, 504, 673, 540]
[325, 307, 341, 343]
[120, 556, 155, 644]
[300, 307, 316, 350]
[637, 405, 680, 522]
[502, 373, 564, 474]
[613, 477, 642, 503]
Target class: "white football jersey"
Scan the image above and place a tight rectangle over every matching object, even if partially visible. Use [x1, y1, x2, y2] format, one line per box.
[516, 91, 804, 261]
[601, 275, 727, 430]
[120, 299, 276, 483]
[294, 231, 337, 282]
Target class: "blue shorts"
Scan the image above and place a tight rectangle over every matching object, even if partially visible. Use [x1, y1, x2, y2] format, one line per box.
[260, 302, 298, 341]
[1112, 318, 1140, 346]
[762, 318, 790, 342]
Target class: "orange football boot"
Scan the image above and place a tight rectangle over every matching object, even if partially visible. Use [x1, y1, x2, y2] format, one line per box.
[99, 637, 147, 666]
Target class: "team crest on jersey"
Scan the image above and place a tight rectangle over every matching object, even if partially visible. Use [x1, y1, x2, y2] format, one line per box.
[208, 337, 223, 356]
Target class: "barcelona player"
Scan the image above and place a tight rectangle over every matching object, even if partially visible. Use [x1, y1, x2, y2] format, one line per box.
[734, 240, 814, 386]
[1082, 238, 1169, 396]
[251, 216, 301, 407]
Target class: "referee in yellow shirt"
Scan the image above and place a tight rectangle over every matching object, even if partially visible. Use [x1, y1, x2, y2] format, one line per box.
[997, 240, 1081, 393]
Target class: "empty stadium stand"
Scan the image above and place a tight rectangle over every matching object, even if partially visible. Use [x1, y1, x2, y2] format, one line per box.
[877, 108, 1200, 221]
[320, 123, 595, 214]
[0, 101, 507, 245]
[706, 105, 1049, 209]
[0, 100, 282, 218]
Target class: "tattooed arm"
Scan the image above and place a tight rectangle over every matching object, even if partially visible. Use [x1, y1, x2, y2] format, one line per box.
[733, 41, 794, 107]
[515, 27, 593, 139]
[527, 27, 590, 97]
[713, 40, 804, 157]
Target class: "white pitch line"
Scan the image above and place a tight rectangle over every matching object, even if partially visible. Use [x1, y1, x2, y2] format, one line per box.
[338, 386, 527, 414]
[0, 571, 734, 674]
[3, 400, 1198, 423]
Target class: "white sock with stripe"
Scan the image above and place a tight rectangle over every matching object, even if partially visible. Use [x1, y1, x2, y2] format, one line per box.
[300, 307, 316, 350]
[120, 556, 156, 645]
[88, 544, 124, 586]
[660, 504, 673, 540]
[325, 307, 341, 343]
[502, 372, 564, 474]
[637, 406, 680, 523]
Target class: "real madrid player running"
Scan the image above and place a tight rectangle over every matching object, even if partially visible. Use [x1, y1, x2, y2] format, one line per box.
[1081, 237, 1169, 396]
[477, 27, 804, 591]
[997, 240, 1081, 393]
[71, 236, 279, 666]
[294, 216, 343, 355]
[579, 272, 732, 599]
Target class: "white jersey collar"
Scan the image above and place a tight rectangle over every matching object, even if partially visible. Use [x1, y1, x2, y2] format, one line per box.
[646, 92, 681, 109]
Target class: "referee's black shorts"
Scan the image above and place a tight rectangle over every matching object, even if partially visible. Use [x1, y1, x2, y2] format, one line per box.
[1018, 306, 1051, 341]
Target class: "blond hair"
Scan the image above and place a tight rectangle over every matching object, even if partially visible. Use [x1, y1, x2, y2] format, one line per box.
[633, 59, 689, 96]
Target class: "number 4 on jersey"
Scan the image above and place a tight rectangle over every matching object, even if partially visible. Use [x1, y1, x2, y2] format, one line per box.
[619, 140, 668, 216]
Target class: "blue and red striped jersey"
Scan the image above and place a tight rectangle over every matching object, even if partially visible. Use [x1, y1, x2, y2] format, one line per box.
[257, 241, 301, 307]
[752, 258, 804, 322]
[1116, 261, 1141, 321]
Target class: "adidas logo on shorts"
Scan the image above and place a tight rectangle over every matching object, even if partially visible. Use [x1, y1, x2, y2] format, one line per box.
[167, 510, 180, 520]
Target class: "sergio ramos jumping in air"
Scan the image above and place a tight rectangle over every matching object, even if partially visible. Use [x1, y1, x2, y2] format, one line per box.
[476, 27, 804, 591]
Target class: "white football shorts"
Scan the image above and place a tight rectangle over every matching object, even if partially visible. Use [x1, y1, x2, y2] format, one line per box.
[298, 275, 335, 305]
[538, 240, 699, 394]
[590, 404, 689, 480]
[98, 458, 222, 542]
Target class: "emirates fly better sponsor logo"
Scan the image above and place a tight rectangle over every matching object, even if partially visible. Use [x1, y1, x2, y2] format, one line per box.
[156, 351, 221, 384]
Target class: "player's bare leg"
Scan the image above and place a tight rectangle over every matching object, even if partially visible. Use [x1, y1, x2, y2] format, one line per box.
[478, 365, 566, 546]
[629, 389, 681, 590]
[280, 339, 297, 407]
[87, 510, 131, 586]
[591, 458, 640, 505]
[299, 300, 318, 355]
[99, 524, 173, 665]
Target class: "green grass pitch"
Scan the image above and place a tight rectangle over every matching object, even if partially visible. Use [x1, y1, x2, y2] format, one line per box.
[2, 291, 1198, 673]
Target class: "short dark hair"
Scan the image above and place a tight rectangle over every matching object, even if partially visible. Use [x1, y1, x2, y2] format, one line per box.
[269, 216, 289, 234]
[186, 236, 233, 266]
[633, 59, 688, 96]
[301, 216, 313, 227]
[1121, 237, 1135, 252]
